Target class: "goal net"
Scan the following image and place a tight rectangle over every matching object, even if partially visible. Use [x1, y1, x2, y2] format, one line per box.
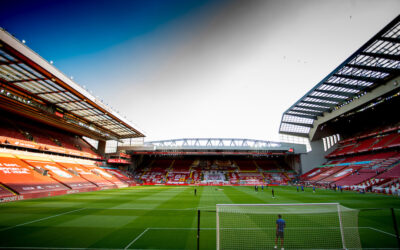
[216, 203, 361, 250]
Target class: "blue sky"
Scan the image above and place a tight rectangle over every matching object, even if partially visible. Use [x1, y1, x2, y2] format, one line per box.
[0, 0, 215, 60]
[1, 0, 399, 142]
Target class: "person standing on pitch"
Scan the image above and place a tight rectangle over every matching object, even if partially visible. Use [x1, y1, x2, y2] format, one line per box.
[274, 214, 285, 250]
[272, 188, 275, 198]
[296, 185, 299, 192]
[301, 185, 304, 192]
[261, 184, 264, 191]
[194, 188, 197, 196]
[313, 186, 316, 193]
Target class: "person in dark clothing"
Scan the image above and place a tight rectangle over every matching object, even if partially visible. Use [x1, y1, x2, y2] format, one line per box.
[194, 188, 197, 196]
[274, 214, 285, 250]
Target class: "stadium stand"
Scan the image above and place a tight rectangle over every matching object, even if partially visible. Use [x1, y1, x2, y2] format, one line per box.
[53, 158, 116, 188]
[0, 110, 101, 159]
[17, 155, 98, 190]
[0, 152, 69, 194]
[0, 184, 16, 198]
[79, 162, 128, 188]
[133, 158, 296, 186]
[301, 126, 400, 193]
[105, 168, 137, 186]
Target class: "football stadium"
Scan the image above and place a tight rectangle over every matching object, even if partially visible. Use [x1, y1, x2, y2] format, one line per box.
[0, 2, 400, 250]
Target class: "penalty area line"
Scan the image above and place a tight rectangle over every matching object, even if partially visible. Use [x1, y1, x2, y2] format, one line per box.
[0, 208, 86, 232]
[124, 228, 150, 249]
[366, 227, 397, 238]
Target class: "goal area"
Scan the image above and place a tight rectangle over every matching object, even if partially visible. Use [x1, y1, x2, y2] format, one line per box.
[216, 203, 361, 249]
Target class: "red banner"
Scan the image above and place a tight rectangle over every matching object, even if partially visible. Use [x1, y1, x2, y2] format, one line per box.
[107, 158, 131, 164]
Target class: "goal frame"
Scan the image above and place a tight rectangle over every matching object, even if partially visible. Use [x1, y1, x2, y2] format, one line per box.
[216, 203, 346, 250]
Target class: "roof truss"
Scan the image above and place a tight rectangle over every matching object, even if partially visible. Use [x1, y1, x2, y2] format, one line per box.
[280, 15, 400, 137]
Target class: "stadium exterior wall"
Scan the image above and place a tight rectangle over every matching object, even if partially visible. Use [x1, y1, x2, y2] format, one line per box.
[300, 139, 326, 174]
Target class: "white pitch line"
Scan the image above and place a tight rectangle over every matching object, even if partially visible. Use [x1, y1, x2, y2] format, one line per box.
[0, 248, 398, 250]
[0, 248, 164, 250]
[0, 247, 120, 250]
[150, 226, 361, 230]
[124, 228, 149, 249]
[367, 227, 397, 238]
[0, 207, 85, 232]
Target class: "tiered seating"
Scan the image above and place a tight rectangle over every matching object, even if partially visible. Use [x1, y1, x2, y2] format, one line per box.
[0, 184, 15, 198]
[285, 172, 296, 179]
[171, 160, 192, 173]
[334, 168, 377, 187]
[213, 160, 234, 171]
[138, 162, 167, 184]
[106, 168, 137, 185]
[55, 158, 116, 188]
[351, 137, 379, 153]
[18, 155, 97, 190]
[228, 172, 238, 184]
[375, 163, 400, 179]
[387, 134, 400, 148]
[203, 170, 226, 183]
[134, 158, 296, 186]
[373, 179, 400, 194]
[305, 167, 333, 182]
[0, 119, 27, 141]
[328, 143, 357, 157]
[167, 172, 190, 184]
[263, 172, 287, 184]
[317, 166, 362, 184]
[235, 160, 257, 171]
[140, 171, 166, 184]
[237, 172, 264, 184]
[19, 122, 59, 147]
[152, 160, 173, 169]
[189, 170, 201, 183]
[300, 168, 322, 180]
[256, 160, 277, 171]
[304, 125, 400, 192]
[79, 162, 128, 188]
[372, 133, 398, 150]
[0, 153, 69, 194]
[0, 113, 100, 159]
[329, 129, 400, 158]
[165, 160, 193, 184]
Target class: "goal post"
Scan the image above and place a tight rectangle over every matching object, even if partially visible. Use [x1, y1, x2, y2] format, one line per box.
[216, 203, 361, 250]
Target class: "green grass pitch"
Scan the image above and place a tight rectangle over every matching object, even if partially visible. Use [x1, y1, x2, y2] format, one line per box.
[0, 186, 399, 249]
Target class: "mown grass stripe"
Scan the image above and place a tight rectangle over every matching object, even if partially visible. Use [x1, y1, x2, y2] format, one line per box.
[0, 208, 85, 232]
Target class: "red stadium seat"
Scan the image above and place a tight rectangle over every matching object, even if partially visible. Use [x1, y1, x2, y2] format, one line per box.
[0, 153, 69, 194]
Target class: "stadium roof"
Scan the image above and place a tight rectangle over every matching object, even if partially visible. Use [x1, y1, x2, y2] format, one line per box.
[0, 28, 144, 140]
[279, 15, 400, 138]
[119, 138, 307, 155]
